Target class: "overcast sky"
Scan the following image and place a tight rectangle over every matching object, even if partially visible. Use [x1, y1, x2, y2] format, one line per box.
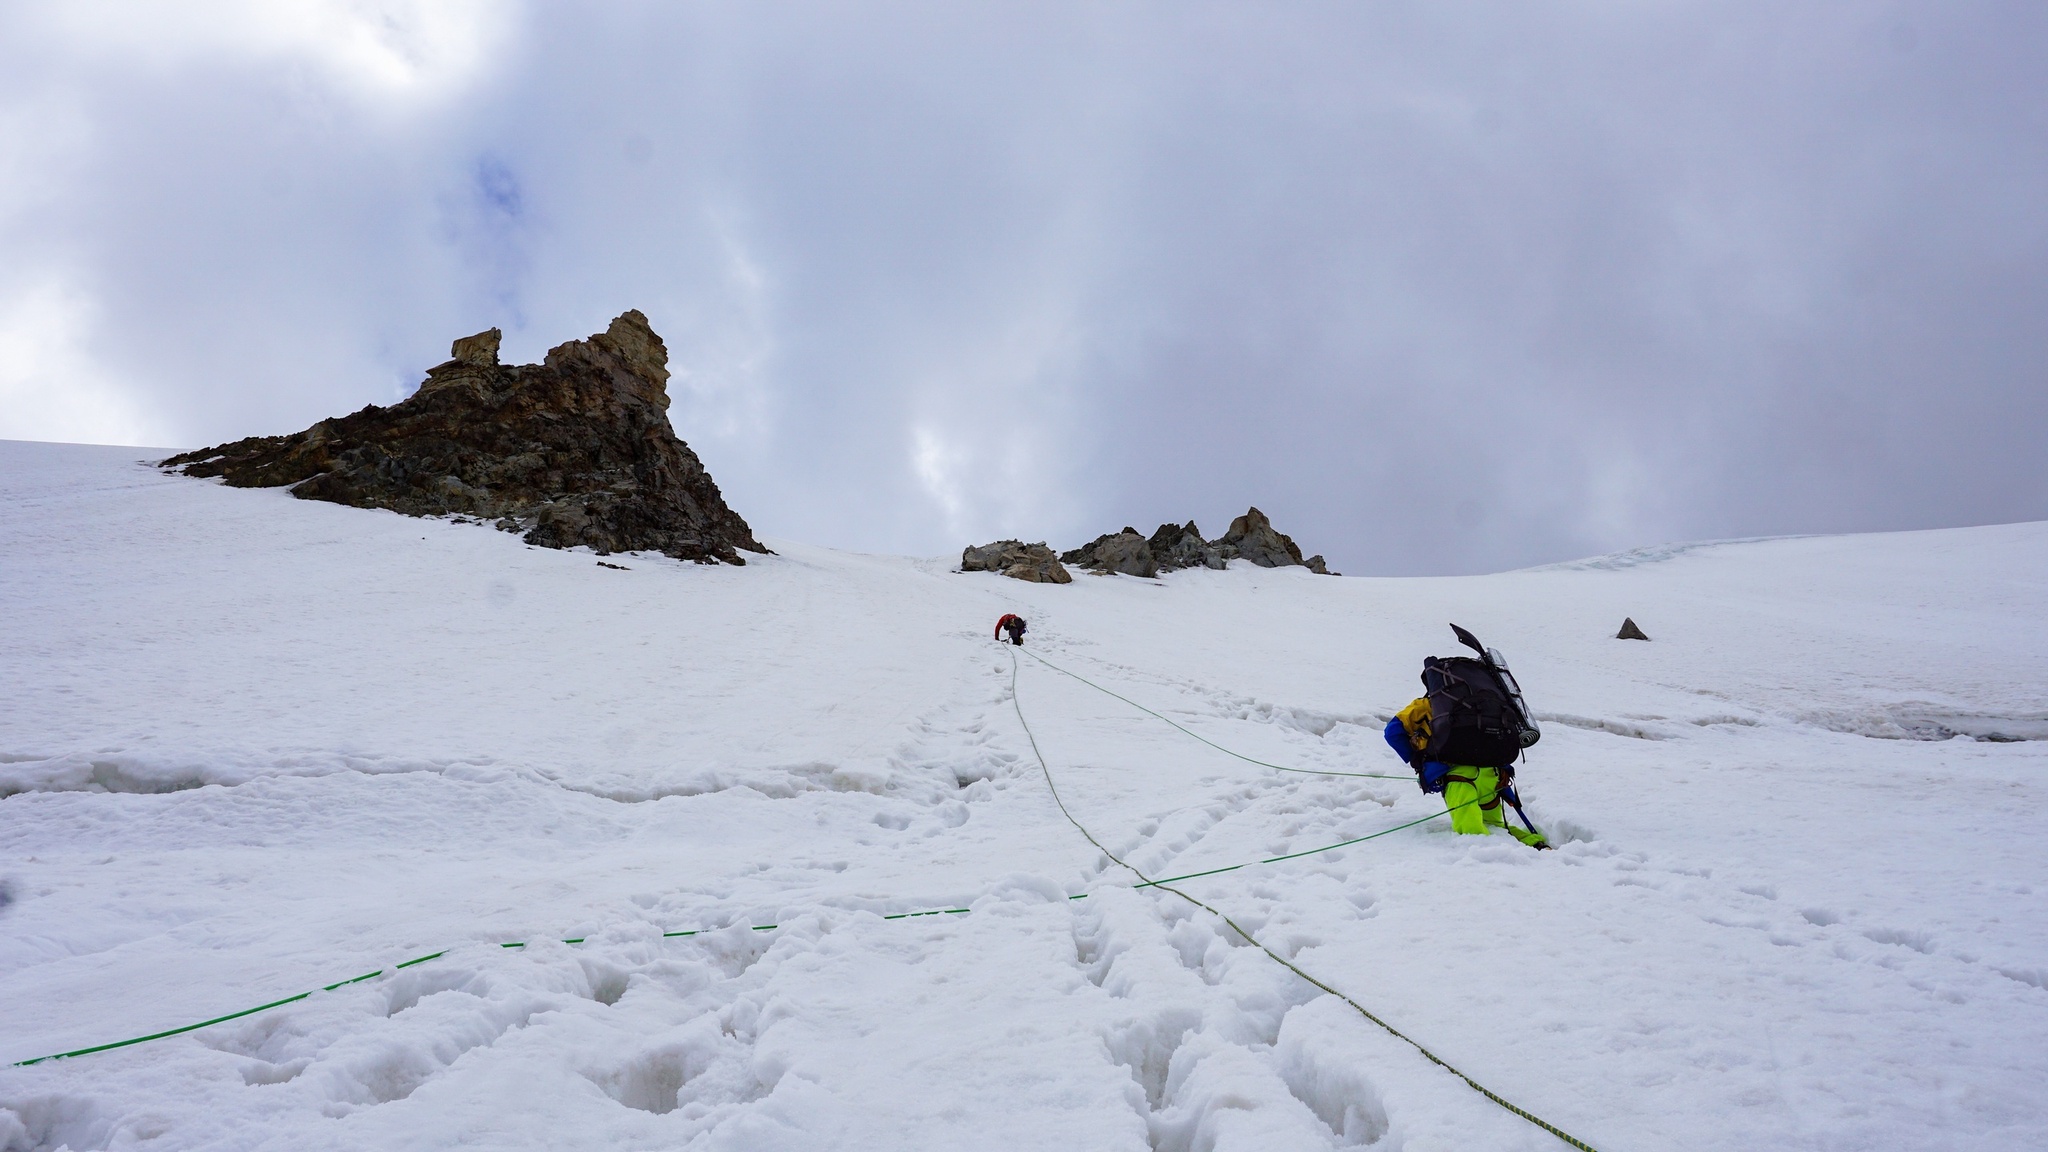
[2, 1, 2042, 574]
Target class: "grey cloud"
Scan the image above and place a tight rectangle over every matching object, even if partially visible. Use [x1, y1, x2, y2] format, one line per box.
[1, 0, 2041, 573]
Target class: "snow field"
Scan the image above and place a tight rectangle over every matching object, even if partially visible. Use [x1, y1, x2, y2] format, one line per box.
[2, 439, 2046, 1150]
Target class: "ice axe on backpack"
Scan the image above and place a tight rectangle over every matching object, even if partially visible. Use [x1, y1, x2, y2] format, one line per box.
[1447, 623, 1540, 750]
[1450, 622, 1488, 657]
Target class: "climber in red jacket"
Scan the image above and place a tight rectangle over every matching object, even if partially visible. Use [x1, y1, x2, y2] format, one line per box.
[995, 614, 1027, 646]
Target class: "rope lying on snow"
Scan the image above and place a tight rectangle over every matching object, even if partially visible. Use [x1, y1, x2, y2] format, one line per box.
[1006, 647, 1603, 1152]
[7, 909, 964, 1067]
[10, 808, 1454, 1069]
[11, 648, 1519, 1086]
[10, 784, 1451, 1067]
[1020, 646, 1413, 780]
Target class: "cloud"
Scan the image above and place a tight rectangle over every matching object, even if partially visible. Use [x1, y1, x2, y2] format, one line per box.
[20, 0, 509, 99]
[0, 276, 158, 445]
[1, 0, 2042, 573]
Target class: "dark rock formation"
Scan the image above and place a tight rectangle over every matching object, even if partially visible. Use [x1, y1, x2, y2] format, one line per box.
[1616, 617, 1651, 641]
[1059, 531, 1119, 570]
[1061, 508, 1336, 576]
[961, 540, 1072, 583]
[1060, 528, 1159, 578]
[1147, 521, 1221, 571]
[161, 311, 768, 565]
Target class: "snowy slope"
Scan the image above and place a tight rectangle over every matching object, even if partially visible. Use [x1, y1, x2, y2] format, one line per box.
[3, 438, 2046, 1152]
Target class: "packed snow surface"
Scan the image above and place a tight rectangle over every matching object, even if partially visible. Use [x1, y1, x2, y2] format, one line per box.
[3, 438, 2046, 1151]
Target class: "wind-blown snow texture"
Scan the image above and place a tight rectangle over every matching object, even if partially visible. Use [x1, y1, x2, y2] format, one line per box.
[3, 438, 2046, 1151]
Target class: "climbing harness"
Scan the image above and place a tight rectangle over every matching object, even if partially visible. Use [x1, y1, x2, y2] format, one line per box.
[1007, 647, 1603, 1152]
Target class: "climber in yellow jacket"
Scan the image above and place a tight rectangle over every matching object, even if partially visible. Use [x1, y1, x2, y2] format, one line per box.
[1385, 696, 1548, 848]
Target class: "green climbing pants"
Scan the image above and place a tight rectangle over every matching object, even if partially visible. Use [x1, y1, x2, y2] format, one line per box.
[1443, 766, 1548, 848]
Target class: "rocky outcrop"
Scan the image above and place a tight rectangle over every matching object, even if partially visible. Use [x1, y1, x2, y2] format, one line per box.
[1147, 521, 1217, 571]
[1060, 528, 1159, 578]
[161, 311, 768, 565]
[961, 540, 1072, 583]
[1616, 617, 1651, 641]
[1061, 508, 1335, 576]
[1218, 507, 1327, 572]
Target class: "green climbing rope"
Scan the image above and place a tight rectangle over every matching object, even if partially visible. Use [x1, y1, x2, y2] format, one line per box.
[12, 948, 456, 1066]
[10, 646, 1522, 1080]
[1020, 647, 1412, 780]
[8, 909, 982, 1068]
[1126, 803, 1471, 888]
[1007, 647, 1603, 1152]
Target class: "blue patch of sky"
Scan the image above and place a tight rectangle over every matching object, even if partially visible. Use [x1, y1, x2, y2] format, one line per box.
[467, 155, 530, 328]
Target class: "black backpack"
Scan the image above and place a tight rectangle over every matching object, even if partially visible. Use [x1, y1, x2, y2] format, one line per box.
[1419, 624, 1541, 769]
